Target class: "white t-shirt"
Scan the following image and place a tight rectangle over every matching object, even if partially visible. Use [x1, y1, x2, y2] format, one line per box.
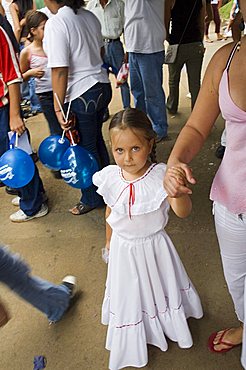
[123, 0, 166, 54]
[39, 7, 53, 18]
[87, 0, 124, 40]
[43, 6, 109, 102]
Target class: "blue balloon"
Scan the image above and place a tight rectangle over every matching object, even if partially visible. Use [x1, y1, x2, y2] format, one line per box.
[38, 135, 70, 171]
[0, 148, 35, 188]
[60, 145, 99, 189]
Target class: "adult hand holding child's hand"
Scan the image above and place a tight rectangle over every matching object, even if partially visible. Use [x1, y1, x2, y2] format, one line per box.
[164, 163, 196, 197]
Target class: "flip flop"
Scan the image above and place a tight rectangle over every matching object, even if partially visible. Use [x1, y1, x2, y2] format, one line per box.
[208, 328, 241, 353]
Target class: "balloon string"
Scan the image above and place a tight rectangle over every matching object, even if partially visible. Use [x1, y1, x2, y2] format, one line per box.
[66, 101, 72, 122]
[61, 130, 66, 141]
[54, 93, 66, 122]
[15, 132, 18, 148]
[54, 94, 74, 145]
[68, 130, 75, 146]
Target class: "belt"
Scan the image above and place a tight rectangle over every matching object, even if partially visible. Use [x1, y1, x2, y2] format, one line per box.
[103, 37, 120, 43]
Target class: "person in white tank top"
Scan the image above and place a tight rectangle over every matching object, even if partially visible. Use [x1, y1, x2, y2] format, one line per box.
[20, 10, 62, 137]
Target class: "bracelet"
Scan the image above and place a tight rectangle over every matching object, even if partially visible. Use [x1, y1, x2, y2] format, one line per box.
[55, 109, 61, 113]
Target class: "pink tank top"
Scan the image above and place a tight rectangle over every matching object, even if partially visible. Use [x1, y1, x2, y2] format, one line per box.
[210, 43, 246, 214]
[29, 53, 52, 94]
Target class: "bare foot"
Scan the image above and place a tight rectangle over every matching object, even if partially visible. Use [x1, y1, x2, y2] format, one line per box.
[213, 326, 243, 351]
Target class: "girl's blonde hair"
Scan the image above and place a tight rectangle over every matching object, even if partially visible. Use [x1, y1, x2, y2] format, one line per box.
[109, 108, 157, 163]
[26, 10, 48, 40]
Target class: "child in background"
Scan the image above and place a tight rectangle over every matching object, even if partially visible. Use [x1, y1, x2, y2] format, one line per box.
[92, 108, 203, 370]
[20, 10, 62, 137]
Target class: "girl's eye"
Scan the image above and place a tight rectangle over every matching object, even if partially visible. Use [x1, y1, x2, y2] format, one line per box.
[132, 146, 140, 152]
[116, 148, 123, 154]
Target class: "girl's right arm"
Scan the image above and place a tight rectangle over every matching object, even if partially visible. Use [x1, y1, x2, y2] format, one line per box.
[105, 206, 112, 250]
[166, 167, 192, 218]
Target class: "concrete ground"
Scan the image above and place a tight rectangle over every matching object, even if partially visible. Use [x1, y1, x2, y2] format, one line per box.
[0, 37, 243, 370]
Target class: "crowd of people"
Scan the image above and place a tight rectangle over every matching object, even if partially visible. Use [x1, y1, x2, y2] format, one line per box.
[1, 0, 246, 369]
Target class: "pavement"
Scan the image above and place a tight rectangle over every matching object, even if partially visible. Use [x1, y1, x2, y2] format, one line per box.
[0, 36, 243, 370]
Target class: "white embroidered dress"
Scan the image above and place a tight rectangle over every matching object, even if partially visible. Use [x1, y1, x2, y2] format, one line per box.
[93, 163, 203, 370]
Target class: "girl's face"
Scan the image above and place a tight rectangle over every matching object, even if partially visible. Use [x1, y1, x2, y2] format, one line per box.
[110, 127, 154, 180]
[32, 20, 46, 41]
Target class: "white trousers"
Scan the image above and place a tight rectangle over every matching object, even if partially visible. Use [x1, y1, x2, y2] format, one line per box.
[213, 201, 246, 368]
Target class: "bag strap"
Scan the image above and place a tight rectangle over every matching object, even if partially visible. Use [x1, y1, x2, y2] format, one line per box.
[177, 0, 198, 46]
[225, 42, 240, 71]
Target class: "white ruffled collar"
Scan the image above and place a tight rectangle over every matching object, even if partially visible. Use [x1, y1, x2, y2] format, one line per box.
[94, 163, 168, 216]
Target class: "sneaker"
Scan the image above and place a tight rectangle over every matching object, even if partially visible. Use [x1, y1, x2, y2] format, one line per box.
[10, 203, 48, 222]
[11, 196, 21, 206]
[0, 181, 5, 188]
[5, 186, 19, 195]
[62, 275, 77, 298]
[48, 275, 78, 325]
[12, 193, 48, 207]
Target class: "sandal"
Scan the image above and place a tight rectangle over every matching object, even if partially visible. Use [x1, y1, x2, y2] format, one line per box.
[69, 202, 95, 215]
[208, 328, 241, 353]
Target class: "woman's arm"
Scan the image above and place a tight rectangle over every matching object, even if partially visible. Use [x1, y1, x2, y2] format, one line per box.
[10, 3, 21, 42]
[51, 67, 69, 129]
[105, 206, 112, 250]
[164, 43, 234, 197]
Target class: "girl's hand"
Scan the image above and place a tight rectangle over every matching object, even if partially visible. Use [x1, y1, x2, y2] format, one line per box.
[167, 166, 187, 186]
[32, 68, 44, 79]
[164, 163, 196, 197]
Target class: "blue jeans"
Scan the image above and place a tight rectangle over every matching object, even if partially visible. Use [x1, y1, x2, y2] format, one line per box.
[129, 51, 168, 138]
[0, 246, 70, 322]
[104, 40, 131, 109]
[70, 82, 112, 207]
[0, 104, 45, 216]
[28, 78, 42, 113]
[37, 91, 62, 135]
[19, 44, 41, 112]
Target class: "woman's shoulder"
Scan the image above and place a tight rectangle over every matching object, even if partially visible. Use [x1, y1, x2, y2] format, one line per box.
[209, 41, 238, 72]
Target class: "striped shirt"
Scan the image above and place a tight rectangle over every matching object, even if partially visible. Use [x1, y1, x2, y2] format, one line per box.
[0, 26, 22, 108]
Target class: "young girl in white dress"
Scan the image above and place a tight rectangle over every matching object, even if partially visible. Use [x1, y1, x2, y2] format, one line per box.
[92, 108, 203, 370]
